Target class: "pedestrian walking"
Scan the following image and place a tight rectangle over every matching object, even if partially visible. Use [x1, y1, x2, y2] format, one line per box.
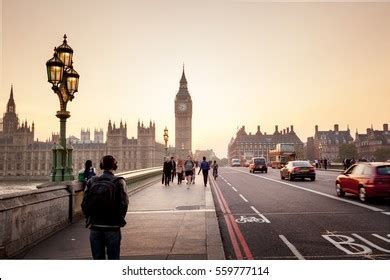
[176, 159, 184, 185]
[184, 155, 194, 188]
[81, 155, 129, 260]
[212, 160, 219, 180]
[170, 156, 176, 183]
[198, 156, 210, 187]
[163, 157, 173, 186]
[323, 158, 328, 170]
[78, 160, 96, 190]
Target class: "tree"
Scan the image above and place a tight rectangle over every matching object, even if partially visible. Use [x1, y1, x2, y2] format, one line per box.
[373, 148, 390, 162]
[219, 158, 229, 167]
[338, 143, 357, 161]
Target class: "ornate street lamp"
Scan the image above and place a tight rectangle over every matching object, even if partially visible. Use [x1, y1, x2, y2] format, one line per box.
[46, 34, 79, 182]
[163, 127, 169, 156]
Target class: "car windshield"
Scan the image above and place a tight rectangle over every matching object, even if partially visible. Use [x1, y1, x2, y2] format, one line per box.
[376, 165, 390, 175]
[254, 158, 265, 164]
[292, 161, 312, 167]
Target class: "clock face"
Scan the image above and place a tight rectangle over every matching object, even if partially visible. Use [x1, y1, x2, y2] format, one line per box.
[178, 103, 187, 112]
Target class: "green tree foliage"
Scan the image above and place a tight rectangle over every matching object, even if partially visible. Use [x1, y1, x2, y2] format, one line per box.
[373, 148, 390, 161]
[338, 143, 358, 161]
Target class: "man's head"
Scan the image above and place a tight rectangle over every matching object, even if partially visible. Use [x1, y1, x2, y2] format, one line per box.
[100, 155, 118, 171]
[203, 156, 206, 161]
[85, 160, 92, 169]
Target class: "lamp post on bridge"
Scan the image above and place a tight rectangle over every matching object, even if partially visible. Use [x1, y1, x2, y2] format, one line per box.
[46, 34, 80, 182]
[163, 127, 169, 157]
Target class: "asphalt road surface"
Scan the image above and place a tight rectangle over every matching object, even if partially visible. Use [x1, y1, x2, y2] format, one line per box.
[211, 167, 390, 260]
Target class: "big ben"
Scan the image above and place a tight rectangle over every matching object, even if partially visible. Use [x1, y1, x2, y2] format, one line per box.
[175, 66, 192, 160]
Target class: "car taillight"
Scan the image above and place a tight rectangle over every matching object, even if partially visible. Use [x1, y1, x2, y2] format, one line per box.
[309, 167, 315, 172]
[292, 167, 300, 173]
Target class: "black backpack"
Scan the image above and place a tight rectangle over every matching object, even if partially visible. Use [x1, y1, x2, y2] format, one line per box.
[82, 176, 123, 218]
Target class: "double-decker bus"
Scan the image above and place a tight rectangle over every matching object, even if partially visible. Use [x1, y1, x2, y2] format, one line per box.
[269, 143, 296, 169]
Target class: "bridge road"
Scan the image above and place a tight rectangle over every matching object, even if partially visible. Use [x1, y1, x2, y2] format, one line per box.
[212, 167, 390, 260]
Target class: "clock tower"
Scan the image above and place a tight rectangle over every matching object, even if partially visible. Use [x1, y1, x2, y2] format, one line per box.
[175, 66, 192, 160]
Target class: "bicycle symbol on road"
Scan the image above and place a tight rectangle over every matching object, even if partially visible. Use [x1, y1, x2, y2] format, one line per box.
[235, 215, 267, 224]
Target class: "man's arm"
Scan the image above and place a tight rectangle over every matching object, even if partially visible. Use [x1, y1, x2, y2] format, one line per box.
[81, 178, 93, 217]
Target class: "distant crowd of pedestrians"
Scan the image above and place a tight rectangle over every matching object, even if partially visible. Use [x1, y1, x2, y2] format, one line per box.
[162, 155, 218, 189]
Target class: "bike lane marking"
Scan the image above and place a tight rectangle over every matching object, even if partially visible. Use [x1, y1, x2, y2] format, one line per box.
[239, 194, 249, 203]
[250, 206, 271, 223]
[279, 235, 305, 260]
[232, 168, 385, 212]
[219, 173, 272, 223]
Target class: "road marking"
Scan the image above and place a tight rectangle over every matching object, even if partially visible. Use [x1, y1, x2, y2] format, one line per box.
[210, 175, 253, 260]
[226, 182, 232, 186]
[381, 212, 390, 216]
[352, 234, 390, 253]
[239, 194, 249, 202]
[250, 206, 271, 223]
[232, 187, 238, 192]
[127, 209, 215, 214]
[279, 235, 305, 260]
[235, 216, 265, 223]
[232, 168, 385, 212]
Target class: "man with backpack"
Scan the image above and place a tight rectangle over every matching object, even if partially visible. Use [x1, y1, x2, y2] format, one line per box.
[81, 155, 129, 260]
[198, 156, 210, 187]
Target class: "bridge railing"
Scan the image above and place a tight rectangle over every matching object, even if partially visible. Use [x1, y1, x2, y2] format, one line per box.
[0, 167, 162, 259]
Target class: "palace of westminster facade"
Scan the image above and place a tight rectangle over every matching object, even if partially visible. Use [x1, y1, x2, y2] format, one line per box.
[0, 85, 168, 178]
[0, 68, 195, 178]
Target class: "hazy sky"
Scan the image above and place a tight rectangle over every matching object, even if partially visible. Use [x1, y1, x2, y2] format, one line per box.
[1, 0, 390, 158]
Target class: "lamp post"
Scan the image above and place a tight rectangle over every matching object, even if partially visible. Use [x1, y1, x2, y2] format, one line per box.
[163, 127, 169, 157]
[46, 34, 79, 182]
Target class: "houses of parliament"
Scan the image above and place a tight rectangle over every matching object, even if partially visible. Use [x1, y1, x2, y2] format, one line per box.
[0, 85, 166, 178]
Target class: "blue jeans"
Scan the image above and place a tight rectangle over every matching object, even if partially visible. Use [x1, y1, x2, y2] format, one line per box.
[89, 229, 121, 259]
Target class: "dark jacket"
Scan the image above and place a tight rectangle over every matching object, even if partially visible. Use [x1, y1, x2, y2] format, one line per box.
[82, 171, 129, 229]
[200, 160, 210, 171]
[163, 161, 173, 175]
[83, 167, 96, 182]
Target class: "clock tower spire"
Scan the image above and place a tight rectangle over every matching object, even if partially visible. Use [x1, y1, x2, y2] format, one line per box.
[175, 65, 192, 159]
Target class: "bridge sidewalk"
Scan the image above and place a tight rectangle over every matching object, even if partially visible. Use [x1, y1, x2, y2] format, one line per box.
[22, 174, 225, 260]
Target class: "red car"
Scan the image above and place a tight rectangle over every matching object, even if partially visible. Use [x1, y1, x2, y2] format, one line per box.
[335, 162, 390, 202]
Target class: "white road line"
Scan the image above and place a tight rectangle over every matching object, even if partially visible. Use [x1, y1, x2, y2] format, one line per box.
[250, 206, 271, 223]
[127, 209, 215, 214]
[232, 187, 238, 192]
[381, 212, 390, 216]
[239, 194, 249, 202]
[232, 168, 385, 212]
[226, 182, 232, 186]
[279, 235, 305, 260]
